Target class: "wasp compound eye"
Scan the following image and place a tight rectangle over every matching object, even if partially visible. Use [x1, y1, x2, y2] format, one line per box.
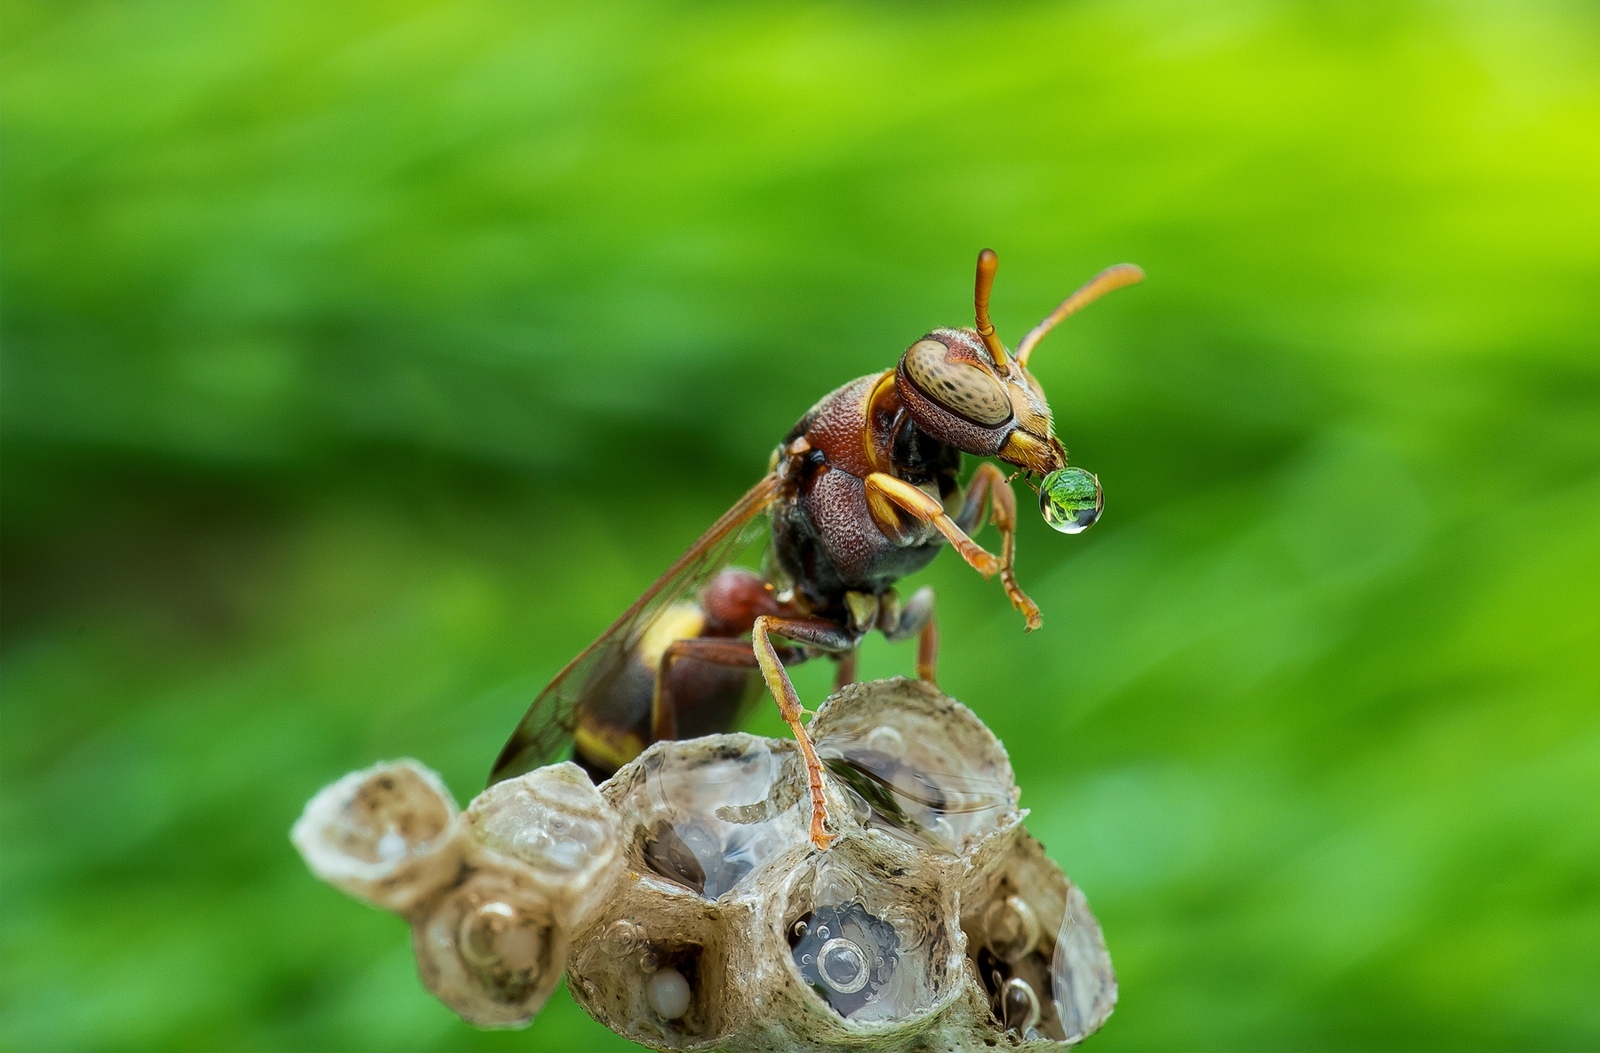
[903, 339, 1013, 425]
[1039, 466, 1104, 534]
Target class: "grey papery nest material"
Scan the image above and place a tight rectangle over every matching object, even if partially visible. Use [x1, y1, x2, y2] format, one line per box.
[292, 678, 1116, 1051]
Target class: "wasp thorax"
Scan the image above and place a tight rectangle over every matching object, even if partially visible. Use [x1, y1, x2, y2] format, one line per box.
[296, 679, 1116, 1051]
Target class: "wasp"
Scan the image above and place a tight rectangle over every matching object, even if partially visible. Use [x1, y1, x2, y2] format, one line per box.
[490, 250, 1142, 850]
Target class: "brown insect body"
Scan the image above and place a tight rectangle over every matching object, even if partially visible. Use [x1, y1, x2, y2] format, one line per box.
[491, 251, 1143, 849]
[773, 372, 954, 605]
[563, 568, 774, 782]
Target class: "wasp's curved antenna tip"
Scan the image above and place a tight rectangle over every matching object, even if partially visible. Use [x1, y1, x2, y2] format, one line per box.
[1112, 262, 1146, 286]
[1015, 261, 1145, 367]
[973, 249, 1009, 368]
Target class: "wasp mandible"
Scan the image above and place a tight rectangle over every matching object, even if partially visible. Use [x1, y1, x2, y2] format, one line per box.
[490, 250, 1143, 850]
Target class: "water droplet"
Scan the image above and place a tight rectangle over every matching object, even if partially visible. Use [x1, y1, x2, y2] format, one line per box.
[818, 938, 869, 995]
[863, 725, 904, 754]
[633, 741, 802, 899]
[1000, 977, 1041, 1033]
[457, 900, 543, 979]
[1039, 467, 1103, 534]
[606, 919, 640, 953]
[817, 743, 1010, 855]
[791, 902, 901, 1018]
[646, 968, 691, 1020]
[983, 895, 1041, 962]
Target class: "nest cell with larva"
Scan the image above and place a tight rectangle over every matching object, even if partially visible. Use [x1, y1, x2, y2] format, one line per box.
[293, 677, 1116, 1051]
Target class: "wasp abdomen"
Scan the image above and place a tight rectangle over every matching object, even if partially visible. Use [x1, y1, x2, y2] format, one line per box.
[573, 570, 774, 782]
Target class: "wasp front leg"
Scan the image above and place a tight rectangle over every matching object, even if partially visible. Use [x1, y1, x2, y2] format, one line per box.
[955, 462, 1042, 631]
[864, 472, 1001, 577]
[751, 615, 859, 852]
[866, 469, 1039, 632]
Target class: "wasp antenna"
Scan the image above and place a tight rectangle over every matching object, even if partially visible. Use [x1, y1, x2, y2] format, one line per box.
[973, 248, 1010, 369]
[1015, 263, 1144, 367]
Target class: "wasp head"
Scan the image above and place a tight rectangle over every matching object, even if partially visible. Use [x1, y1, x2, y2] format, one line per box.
[895, 325, 1064, 473]
[894, 250, 1141, 523]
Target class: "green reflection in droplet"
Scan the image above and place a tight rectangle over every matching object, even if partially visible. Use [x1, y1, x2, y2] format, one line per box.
[1039, 468, 1103, 534]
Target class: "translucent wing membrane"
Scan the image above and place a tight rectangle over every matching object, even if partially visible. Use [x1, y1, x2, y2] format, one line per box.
[488, 474, 780, 785]
[814, 711, 1018, 856]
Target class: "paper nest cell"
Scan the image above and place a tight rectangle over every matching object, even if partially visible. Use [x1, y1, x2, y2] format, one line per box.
[292, 677, 1117, 1051]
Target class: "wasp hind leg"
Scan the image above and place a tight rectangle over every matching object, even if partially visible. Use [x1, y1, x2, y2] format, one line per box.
[650, 637, 767, 743]
[882, 585, 939, 683]
[751, 615, 859, 851]
[833, 650, 858, 692]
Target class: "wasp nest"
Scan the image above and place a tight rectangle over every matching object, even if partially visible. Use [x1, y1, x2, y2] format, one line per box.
[293, 678, 1116, 1050]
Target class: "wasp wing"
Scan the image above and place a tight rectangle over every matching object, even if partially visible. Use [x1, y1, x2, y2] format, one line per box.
[488, 473, 780, 784]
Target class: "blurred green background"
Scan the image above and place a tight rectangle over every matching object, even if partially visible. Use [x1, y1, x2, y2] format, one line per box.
[3, 1, 1597, 1049]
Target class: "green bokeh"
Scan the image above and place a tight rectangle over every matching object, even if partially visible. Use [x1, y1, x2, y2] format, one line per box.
[3, 2, 1597, 1049]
